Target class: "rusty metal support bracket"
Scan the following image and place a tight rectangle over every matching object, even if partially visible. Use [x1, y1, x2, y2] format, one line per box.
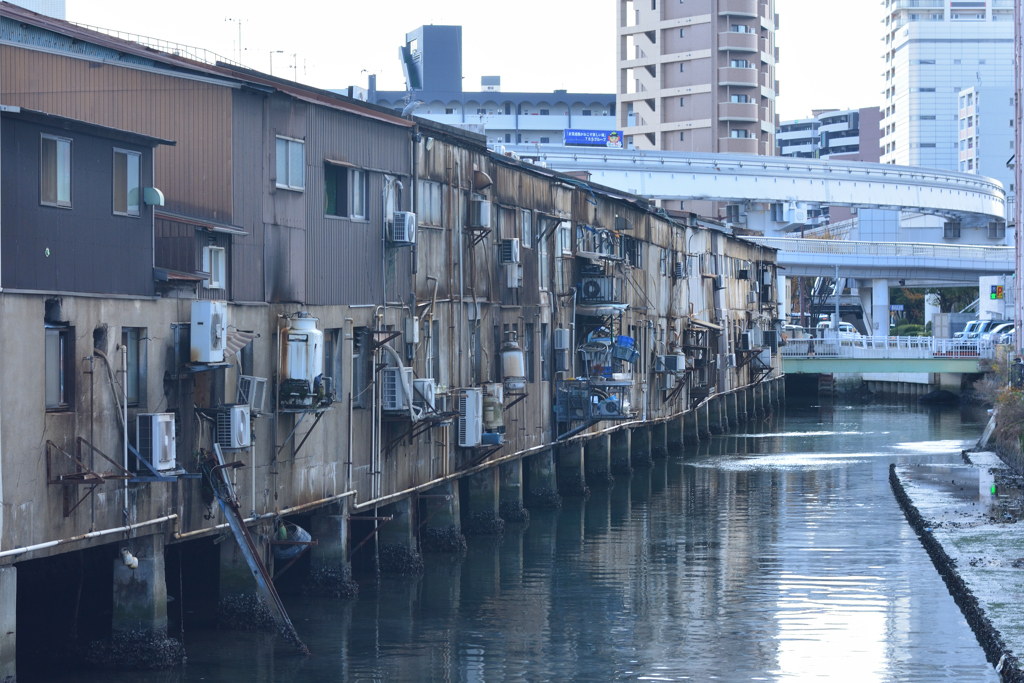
[503, 392, 528, 412]
[371, 330, 402, 350]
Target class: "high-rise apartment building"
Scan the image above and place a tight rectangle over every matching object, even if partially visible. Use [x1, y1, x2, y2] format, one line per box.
[616, 0, 779, 155]
[778, 108, 882, 160]
[880, 0, 1012, 169]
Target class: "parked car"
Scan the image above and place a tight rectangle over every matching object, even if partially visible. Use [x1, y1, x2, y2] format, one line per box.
[954, 321, 979, 339]
[816, 321, 861, 340]
[782, 324, 809, 340]
[980, 322, 1014, 345]
[967, 320, 1011, 340]
[997, 329, 1015, 346]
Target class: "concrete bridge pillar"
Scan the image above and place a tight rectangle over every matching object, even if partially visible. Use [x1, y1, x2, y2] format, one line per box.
[525, 449, 561, 508]
[630, 426, 653, 467]
[650, 421, 668, 458]
[611, 429, 632, 475]
[668, 414, 685, 449]
[420, 481, 466, 553]
[1, 566, 14, 683]
[499, 460, 529, 523]
[307, 511, 357, 596]
[461, 468, 504, 536]
[584, 434, 613, 486]
[709, 397, 724, 435]
[698, 402, 711, 439]
[861, 278, 890, 335]
[557, 441, 589, 497]
[378, 497, 424, 573]
[683, 410, 698, 445]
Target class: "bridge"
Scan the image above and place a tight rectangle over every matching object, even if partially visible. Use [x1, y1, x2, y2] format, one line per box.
[748, 236, 1015, 282]
[780, 336, 995, 374]
[506, 145, 1006, 229]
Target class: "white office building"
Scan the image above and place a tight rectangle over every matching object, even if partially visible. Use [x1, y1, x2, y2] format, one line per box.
[776, 118, 819, 158]
[880, 0, 1013, 170]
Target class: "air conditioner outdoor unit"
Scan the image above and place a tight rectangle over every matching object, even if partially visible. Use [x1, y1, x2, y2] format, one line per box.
[750, 327, 763, 347]
[725, 353, 737, 368]
[505, 263, 523, 288]
[580, 276, 619, 302]
[413, 378, 436, 412]
[382, 366, 414, 412]
[469, 198, 492, 228]
[762, 271, 773, 286]
[500, 238, 521, 264]
[458, 388, 483, 448]
[389, 211, 417, 244]
[658, 354, 686, 373]
[754, 348, 772, 369]
[554, 328, 571, 350]
[136, 413, 176, 471]
[236, 375, 268, 414]
[190, 300, 227, 364]
[216, 404, 251, 449]
[741, 331, 754, 351]
[714, 275, 725, 290]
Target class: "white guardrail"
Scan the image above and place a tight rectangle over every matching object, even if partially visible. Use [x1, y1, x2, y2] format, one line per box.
[780, 336, 995, 360]
[750, 237, 1014, 262]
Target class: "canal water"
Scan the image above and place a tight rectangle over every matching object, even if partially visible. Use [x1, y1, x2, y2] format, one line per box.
[41, 401, 1000, 682]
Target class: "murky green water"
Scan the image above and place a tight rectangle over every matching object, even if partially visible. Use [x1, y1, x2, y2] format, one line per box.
[41, 401, 1001, 682]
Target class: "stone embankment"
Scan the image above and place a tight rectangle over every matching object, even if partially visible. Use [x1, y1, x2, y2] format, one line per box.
[890, 455, 1024, 683]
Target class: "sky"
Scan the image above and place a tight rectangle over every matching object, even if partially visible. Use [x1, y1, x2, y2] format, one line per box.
[66, 0, 883, 121]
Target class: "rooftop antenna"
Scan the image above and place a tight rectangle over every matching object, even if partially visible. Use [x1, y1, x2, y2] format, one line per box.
[224, 17, 247, 65]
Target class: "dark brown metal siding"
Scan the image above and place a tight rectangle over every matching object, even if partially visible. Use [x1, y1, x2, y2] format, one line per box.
[1, 44, 234, 222]
[230, 90, 266, 302]
[1, 118, 155, 295]
[303, 106, 412, 306]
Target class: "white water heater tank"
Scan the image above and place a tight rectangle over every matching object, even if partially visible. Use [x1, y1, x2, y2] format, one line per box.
[501, 339, 526, 391]
[281, 315, 324, 388]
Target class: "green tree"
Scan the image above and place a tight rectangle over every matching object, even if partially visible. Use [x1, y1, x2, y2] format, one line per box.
[925, 286, 977, 313]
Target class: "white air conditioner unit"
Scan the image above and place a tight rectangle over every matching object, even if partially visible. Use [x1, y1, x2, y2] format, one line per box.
[190, 300, 227, 364]
[726, 353, 737, 368]
[458, 388, 483, 448]
[750, 327, 763, 347]
[216, 404, 251, 449]
[762, 271, 773, 286]
[505, 263, 523, 288]
[413, 378, 436, 412]
[554, 328, 571, 350]
[382, 366, 414, 412]
[658, 354, 686, 373]
[236, 375, 267, 414]
[390, 211, 417, 244]
[747, 291, 758, 305]
[469, 198, 492, 228]
[500, 238, 521, 264]
[755, 348, 772, 369]
[136, 413, 176, 471]
[741, 331, 754, 351]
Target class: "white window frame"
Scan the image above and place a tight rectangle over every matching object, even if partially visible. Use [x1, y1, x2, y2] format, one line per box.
[350, 169, 368, 220]
[112, 148, 141, 217]
[275, 135, 305, 191]
[41, 133, 72, 208]
[521, 209, 533, 248]
[203, 245, 226, 290]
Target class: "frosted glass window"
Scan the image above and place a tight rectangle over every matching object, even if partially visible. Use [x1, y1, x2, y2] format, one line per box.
[275, 136, 305, 191]
[41, 135, 71, 207]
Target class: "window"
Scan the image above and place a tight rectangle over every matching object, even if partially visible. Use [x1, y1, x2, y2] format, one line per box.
[540, 137, 550, 144]
[557, 220, 572, 255]
[113, 149, 140, 217]
[477, 108, 486, 115]
[538, 221, 550, 290]
[324, 328, 342, 388]
[540, 109, 550, 116]
[525, 323, 535, 383]
[679, 63, 685, 72]
[351, 169, 368, 219]
[730, 59, 749, 68]
[275, 136, 304, 191]
[203, 245, 226, 290]
[521, 209, 533, 248]
[920, 115, 936, 120]
[45, 327, 74, 411]
[540, 323, 549, 381]
[679, 28, 684, 37]
[417, 179, 443, 225]
[659, 248, 667, 276]
[679, 97, 685, 107]
[504, 133, 512, 143]
[731, 129, 750, 138]
[582, 110, 592, 116]
[41, 134, 71, 208]
[731, 95, 749, 103]
[121, 327, 144, 407]
[352, 327, 371, 409]
[731, 24, 748, 32]
[679, 131, 685, 141]
[445, 108, 454, 115]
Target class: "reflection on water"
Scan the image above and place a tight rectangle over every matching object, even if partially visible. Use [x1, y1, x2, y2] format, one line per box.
[35, 402, 1000, 682]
